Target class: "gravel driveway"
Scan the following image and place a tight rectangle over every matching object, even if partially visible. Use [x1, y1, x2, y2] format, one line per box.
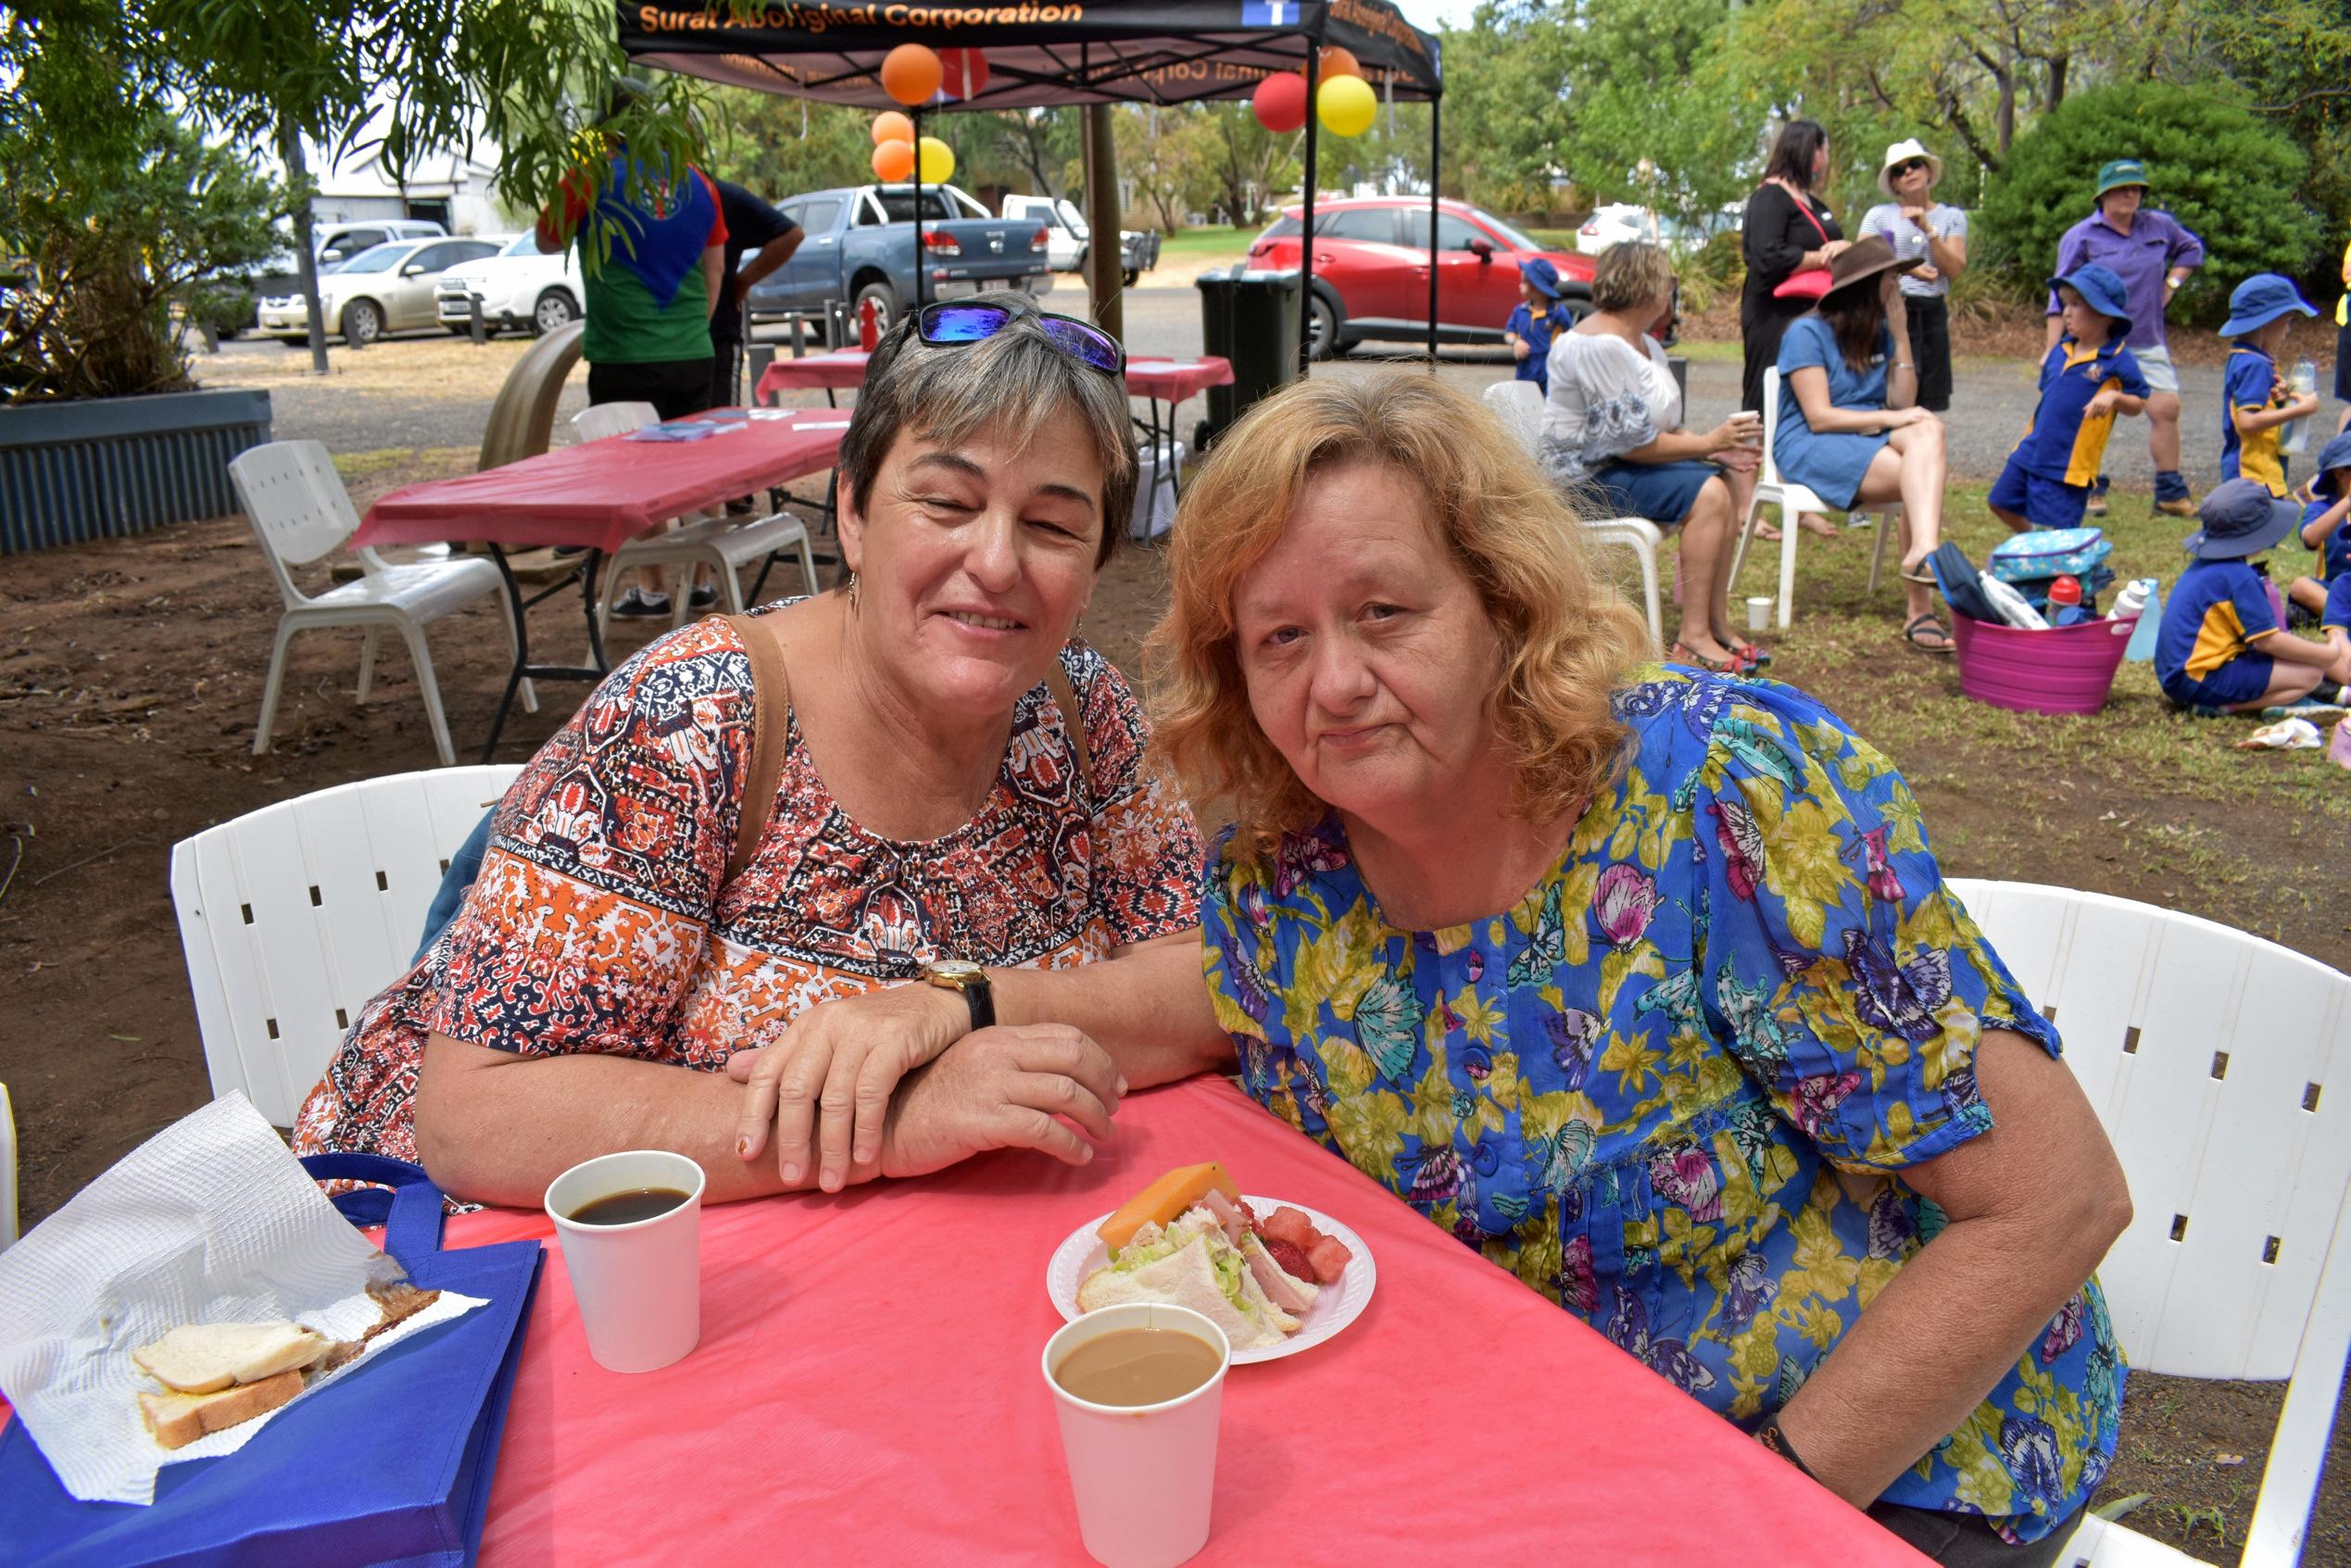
[203, 282, 2244, 494]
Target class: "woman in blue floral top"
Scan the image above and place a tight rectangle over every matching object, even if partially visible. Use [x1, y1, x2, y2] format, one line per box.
[1147, 371, 2131, 1566]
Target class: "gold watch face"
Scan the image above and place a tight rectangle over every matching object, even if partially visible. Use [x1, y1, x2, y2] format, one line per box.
[926, 959, 984, 988]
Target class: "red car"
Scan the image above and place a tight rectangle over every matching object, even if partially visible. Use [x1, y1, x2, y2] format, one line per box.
[1248, 196, 1595, 359]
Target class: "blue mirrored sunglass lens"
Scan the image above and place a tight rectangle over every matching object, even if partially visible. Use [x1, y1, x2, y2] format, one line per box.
[923, 305, 1012, 342]
[1038, 320, 1122, 371]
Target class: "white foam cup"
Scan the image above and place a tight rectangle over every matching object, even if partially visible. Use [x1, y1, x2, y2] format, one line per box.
[545, 1148, 706, 1374]
[1043, 1303, 1231, 1568]
[1746, 595, 1773, 632]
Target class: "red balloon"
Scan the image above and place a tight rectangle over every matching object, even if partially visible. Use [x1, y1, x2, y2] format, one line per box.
[937, 48, 990, 100]
[1252, 71, 1308, 134]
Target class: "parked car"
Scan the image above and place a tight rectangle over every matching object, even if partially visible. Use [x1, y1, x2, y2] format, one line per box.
[999, 194, 1160, 285]
[257, 235, 502, 347]
[740, 183, 1051, 334]
[1576, 204, 1722, 256]
[315, 219, 447, 270]
[1247, 197, 1596, 359]
[434, 231, 587, 337]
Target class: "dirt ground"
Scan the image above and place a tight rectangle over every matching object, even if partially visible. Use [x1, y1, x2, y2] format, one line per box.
[6, 326, 2349, 1562]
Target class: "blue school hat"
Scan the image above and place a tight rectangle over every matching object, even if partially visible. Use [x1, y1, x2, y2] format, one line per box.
[2184, 478, 2303, 560]
[2044, 264, 2132, 339]
[1518, 257, 1562, 300]
[2219, 273, 2318, 337]
[2314, 431, 2351, 497]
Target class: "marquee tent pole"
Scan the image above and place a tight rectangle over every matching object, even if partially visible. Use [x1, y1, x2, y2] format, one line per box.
[1427, 92, 1440, 365]
[1297, 40, 1321, 376]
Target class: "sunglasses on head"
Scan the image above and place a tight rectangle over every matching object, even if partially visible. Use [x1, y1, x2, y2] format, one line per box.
[1892, 158, 1930, 177]
[915, 301, 1125, 376]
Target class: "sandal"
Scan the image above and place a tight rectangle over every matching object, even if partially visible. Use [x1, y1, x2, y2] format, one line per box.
[1671, 640, 1743, 674]
[1725, 640, 1772, 668]
[1903, 613, 1955, 654]
[1898, 549, 1939, 586]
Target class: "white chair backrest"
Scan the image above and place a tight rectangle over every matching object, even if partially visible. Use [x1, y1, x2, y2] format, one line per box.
[1759, 365, 1787, 486]
[170, 765, 522, 1127]
[1481, 380, 1546, 460]
[1946, 878, 2351, 1382]
[572, 401, 660, 444]
[0, 1082, 16, 1251]
[229, 440, 366, 605]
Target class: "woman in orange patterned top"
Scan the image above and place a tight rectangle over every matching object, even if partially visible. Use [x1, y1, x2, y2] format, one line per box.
[293, 295, 1233, 1208]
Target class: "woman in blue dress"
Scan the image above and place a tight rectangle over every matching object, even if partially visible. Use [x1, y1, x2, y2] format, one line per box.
[1775, 236, 1955, 652]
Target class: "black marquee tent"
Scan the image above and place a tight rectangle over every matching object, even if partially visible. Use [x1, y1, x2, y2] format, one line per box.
[615, 0, 1447, 368]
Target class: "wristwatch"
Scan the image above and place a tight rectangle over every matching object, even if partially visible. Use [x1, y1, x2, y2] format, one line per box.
[923, 959, 995, 1032]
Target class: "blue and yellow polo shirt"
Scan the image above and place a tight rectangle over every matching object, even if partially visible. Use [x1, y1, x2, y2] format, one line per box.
[2154, 558, 2280, 701]
[2303, 495, 2351, 583]
[2012, 335, 2151, 485]
[2222, 345, 2293, 496]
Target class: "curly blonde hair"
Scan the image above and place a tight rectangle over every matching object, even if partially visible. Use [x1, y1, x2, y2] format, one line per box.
[1144, 371, 1653, 859]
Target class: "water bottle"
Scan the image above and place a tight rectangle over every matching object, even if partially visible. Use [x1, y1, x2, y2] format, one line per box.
[2284, 358, 2318, 456]
[2046, 574, 2089, 627]
[2110, 579, 2154, 621]
[1980, 574, 2050, 631]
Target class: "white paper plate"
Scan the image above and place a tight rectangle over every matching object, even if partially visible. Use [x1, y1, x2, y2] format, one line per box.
[1045, 1195, 1377, 1364]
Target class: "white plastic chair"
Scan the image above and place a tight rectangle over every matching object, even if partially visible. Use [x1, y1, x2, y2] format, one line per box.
[231, 441, 535, 770]
[1727, 367, 1900, 629]
[571, 404, 823, 631]
[0, 1082, 17, 1252]
[1481, 380, 1664, 651]
[1946, 878, 2351, 1568]
[170, 765, 522, 1128]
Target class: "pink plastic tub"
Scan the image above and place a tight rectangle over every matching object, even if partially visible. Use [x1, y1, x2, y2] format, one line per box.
[1948, 613, 2138, 716]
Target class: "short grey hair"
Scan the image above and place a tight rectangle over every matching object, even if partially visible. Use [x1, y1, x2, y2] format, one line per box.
[837, 291, 1135, 566]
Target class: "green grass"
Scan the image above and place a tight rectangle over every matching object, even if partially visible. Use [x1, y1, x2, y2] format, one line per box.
[330, 446, 473, 482]
[1525, 227, 1581, 251]
[1154, 225, 1257, 262]
[1613, 479, 2351, 967]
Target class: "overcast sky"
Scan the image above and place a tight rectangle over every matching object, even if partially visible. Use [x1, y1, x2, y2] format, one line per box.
[1396, 0, 1481, 33]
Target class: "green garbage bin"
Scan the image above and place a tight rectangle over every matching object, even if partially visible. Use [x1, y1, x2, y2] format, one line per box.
[1194, 266, 1301, 452]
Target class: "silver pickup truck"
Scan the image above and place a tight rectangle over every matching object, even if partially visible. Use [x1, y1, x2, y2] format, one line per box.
[743, 182, 1052, 333]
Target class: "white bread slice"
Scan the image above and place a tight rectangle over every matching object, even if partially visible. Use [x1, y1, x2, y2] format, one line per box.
[132, 1322, 329, 1393]
[137, 1367, 305, 1450]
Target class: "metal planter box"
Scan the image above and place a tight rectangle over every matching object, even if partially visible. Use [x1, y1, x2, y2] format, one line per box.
[0, 387, 273, 554]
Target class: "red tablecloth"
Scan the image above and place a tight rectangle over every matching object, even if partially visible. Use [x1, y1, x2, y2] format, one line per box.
[1124, 357, 1235, 404]
[445, 1075, 1924, 1565]
[754, 348, 876, 397]
[352, 409, 852, 558]
[755, 353, 1235, 408]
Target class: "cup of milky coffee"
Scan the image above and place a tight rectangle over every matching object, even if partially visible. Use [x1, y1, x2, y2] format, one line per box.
[1042, 1303, 1231, 1568]
[545, 1149, 707, 1374]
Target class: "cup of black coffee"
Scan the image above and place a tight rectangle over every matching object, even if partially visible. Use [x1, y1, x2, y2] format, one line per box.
[544, 1149, 706, 1373]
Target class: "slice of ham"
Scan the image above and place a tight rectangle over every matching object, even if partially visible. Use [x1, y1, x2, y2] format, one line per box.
[1198, 1188, 1251, 1246]
[1240, 1236, 1319, 1314]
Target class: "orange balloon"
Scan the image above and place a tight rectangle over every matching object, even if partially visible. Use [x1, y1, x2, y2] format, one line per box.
[872, 111, 914, 145]
[880, 43, 943, 107]
[1317, 46, 1362, 80]
[872, 137, 915, 181]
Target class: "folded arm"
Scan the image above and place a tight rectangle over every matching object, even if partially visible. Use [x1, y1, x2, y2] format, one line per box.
[1770, 1030, 2131, 1507]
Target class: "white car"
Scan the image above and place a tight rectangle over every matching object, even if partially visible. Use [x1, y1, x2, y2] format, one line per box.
[258, 235, 501, 346]
[434, 232, 588, 337]
[1577, 204, 1670, 255]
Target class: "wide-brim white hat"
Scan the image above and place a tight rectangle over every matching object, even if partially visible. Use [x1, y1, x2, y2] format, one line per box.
[1878, 138, 1943, 195]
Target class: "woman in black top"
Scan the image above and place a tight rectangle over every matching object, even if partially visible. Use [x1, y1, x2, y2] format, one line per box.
[1741, 120, 1851, 539]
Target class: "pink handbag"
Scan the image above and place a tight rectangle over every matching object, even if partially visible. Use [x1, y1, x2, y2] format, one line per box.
[1770, 191, 1836, 300]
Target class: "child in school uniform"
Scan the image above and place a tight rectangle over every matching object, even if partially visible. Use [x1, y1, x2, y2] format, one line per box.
[1988, 264, 2149, 532]
[2155, 478, 2351, 712]
[2289, 429, 2351, 623]
[2219, 274, 2322, 497]
[1503, 257, 1574, 395]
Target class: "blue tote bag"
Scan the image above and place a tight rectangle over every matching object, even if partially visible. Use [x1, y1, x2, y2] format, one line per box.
[0, 1154, 542, 1568]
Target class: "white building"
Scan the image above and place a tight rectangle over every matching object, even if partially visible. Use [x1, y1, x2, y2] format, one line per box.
[303, 142, 513, 237]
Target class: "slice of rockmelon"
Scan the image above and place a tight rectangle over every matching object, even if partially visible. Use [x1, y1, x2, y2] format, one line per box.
[1097, 1162, 1240, 1251]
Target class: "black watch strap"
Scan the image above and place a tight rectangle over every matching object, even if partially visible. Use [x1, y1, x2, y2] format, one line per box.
[963, 973, 995, 1032]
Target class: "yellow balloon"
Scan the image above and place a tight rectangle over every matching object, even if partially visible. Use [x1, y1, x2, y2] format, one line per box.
[1316, 74, 1377, 137]
[916, 135, 956, 183]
